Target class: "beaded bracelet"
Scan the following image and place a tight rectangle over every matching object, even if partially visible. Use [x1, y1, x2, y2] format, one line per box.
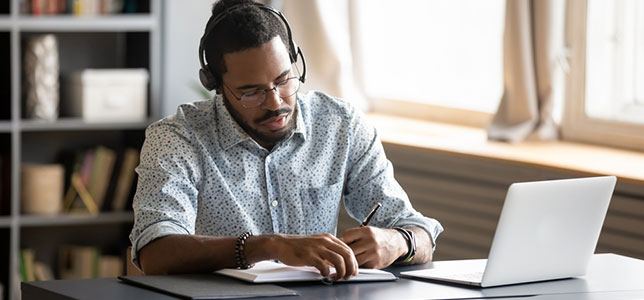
[235, 231, 254, 269]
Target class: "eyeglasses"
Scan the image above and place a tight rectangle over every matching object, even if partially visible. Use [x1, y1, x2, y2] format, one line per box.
[223, 76, 301, 108]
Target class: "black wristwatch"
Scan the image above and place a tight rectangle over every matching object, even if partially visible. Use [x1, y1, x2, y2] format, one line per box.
[393, 227, 416, 263]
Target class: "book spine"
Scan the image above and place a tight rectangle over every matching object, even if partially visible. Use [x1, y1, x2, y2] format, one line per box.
[73, 0, 81, 15]
[92, 248, 100, 278]
[59, 245, 101, 279]
[20, 250, 28, 282]
[20, 249, 36, 282]
[20, 0, 30, 14]
[80, 149, 95, 187]
[32, 0, 40, 15]
[112, 148, 139, 211]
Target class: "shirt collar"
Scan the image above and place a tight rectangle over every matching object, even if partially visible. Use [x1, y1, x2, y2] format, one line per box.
[214, 94, 251, 150]
[292, 95, 307, 140]
[214, 94, 307, 150]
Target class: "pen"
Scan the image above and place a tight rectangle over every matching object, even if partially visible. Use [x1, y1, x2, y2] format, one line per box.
[360, 202, 382, 227]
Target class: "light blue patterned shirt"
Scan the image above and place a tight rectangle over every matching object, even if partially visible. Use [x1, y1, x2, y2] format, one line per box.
[129, 91, 443, 268]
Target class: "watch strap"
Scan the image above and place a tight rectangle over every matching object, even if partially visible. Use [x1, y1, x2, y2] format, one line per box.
[393, 227, 416, 263]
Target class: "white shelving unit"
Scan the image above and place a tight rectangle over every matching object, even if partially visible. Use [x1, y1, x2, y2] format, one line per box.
[1, 1, 163, 299]
[0, 121, 10, 133]
[0, 216, 10, 228]
[16, 15, 157, 31]
[18, 211, 135, 227]
[19, 118, 152, 131]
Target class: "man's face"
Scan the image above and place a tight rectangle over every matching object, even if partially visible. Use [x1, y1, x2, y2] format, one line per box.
[219, 36, 297, 149]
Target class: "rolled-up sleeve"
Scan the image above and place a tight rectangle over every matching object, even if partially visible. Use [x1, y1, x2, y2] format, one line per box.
[343, 109, 443, 250]
[129, 118, 203, 269]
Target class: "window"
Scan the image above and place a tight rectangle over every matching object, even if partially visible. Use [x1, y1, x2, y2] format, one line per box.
[585, 0, 644, 125]
[563, 0, 644, 151]
[356, 0, 505, 126]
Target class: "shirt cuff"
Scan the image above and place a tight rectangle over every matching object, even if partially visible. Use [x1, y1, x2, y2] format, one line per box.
[131, 220, 191, 271]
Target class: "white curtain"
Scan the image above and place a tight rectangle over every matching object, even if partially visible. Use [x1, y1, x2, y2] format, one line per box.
[279, 0, 368, 110]
[486, 0, 567, 142]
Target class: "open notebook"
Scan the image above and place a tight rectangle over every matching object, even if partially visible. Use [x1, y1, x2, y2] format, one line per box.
[216, 261, 397, 283]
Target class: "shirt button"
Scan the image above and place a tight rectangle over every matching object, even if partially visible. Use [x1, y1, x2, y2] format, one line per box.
[266, 156, 271, 163]
[271, 200, 278, 207]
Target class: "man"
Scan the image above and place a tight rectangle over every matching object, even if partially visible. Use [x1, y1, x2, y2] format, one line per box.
[130, 0, 442, 280]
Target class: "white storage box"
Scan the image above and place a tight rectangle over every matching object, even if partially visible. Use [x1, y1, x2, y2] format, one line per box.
[65, 69, 149, 122]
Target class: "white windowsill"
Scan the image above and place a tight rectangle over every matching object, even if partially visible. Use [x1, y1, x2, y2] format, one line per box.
[367, 113, 644, 184]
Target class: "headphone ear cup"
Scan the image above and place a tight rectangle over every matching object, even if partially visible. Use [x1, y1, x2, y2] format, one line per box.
[199, 67, 217, 91]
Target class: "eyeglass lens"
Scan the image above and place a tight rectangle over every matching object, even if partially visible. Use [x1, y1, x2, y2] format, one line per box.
[239, 65, 302, 108]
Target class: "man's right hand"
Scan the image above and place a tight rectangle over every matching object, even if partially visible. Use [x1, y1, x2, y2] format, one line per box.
[138, 233, 358, 279]
[251, 233, 358, 280]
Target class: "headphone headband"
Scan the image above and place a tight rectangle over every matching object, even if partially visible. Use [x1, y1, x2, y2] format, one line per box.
[198, 2, 306, 91]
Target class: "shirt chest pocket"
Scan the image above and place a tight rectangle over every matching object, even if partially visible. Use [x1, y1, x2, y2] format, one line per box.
[299, 181, 344, 234]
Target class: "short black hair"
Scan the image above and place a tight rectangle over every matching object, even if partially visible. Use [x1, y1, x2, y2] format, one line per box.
[204, 0, 290, 88]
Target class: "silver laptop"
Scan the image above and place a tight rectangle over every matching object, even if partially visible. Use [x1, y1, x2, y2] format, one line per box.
[401, 176, 616, 287]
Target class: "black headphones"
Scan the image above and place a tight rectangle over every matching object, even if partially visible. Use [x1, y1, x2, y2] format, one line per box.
[198, 2, 307, 91]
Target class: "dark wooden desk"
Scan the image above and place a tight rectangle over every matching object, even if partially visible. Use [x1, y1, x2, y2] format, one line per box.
[22, 254, 644, 300]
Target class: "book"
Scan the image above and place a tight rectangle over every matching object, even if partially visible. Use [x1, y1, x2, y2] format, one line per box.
[58, 245, 100, 279]
[33, 262, 55, 281]
[216, 260, 397, 283]
[63, 172, 99, 214]
[62, 145, 140, 214]
[61, 149, 92, 213]
[111, 148, 139, 211]
[98, 255, 124, 277]
[87, 146, 116, 209]
[31, 0, 41, 15]
[18, 249, 56, 281]
[79, 149, 95, 189]
[20, 0, 130, 15]
[20, 249, 36, 282]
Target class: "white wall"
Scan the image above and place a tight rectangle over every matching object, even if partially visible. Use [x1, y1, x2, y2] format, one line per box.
[162, 0, 214, 117]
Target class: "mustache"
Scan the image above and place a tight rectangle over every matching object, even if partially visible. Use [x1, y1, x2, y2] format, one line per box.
[256, 107, 292, 123]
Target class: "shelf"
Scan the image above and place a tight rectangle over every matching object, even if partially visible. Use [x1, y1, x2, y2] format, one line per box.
[0, 216, 11, 228]
[0, 121, 10, 132]
[0, 17, 11, 30]
[20, 118, 152, 131]
[19, 211, 133, 227]
[17, 15, 157, 32]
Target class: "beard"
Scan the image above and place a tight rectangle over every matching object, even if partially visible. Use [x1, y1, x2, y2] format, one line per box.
[222, 94, 297, 147]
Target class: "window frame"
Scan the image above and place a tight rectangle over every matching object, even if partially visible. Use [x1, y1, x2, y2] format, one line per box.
[562, 0, 644, 151]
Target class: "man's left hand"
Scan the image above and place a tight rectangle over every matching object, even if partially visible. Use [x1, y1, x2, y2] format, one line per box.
[341, 226, 407, 269]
